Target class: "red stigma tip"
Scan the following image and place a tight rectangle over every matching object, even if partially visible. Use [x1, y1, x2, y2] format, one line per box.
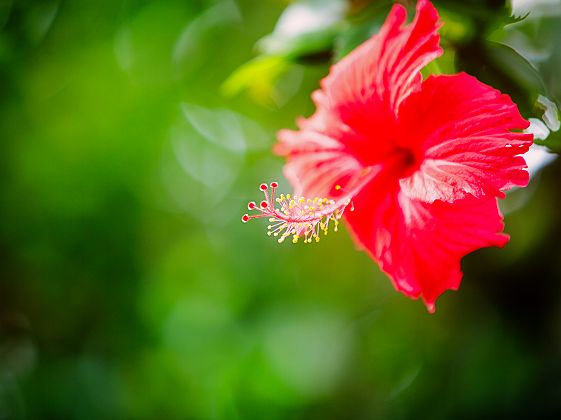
[248, 201, 256, 210]
[259, 183, 268, 191]
[270, 182, 278, 188]
[241, 214, 249, 223]
[260, 200, 268, 209]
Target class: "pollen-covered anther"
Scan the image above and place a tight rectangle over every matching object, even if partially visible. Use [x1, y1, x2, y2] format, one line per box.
[241, 182, 351, 243]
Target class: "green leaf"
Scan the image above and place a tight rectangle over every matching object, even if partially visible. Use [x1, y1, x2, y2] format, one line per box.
[333, 21, 379, 61]
[487, 42, 546, 96]
[438, 7, 476, 44]
[534, 95, 561, 152]
[535, 131, 561, 153]
[258, 26, 340, 61]
[257, 0, 346, 60]
[456, 41, 547, 116]
[421, 48, 457, 78]
[221, 55, 291, 107]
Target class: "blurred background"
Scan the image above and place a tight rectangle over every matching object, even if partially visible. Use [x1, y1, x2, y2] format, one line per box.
[1, 0, 561, 418]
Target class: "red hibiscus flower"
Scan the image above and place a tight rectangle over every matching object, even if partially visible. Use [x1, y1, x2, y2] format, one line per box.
[273, 0, 533, 312]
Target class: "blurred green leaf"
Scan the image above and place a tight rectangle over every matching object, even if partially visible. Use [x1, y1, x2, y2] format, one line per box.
[439, 7, 476, 44]
[258, 0, 345, 59]
[23, 0, 59, 45]
[537, 130, 561, 153]
[421, 48, 457, 77]
[258, 26, 340, 60]
[222, 55, 290, 106]
[488, 41, 546, 97]
[223, 0, 349, 105]
[333, 20, 377, 61]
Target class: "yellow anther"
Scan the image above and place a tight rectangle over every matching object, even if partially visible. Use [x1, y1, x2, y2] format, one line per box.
[335, 185, 341, 190]
[248, 184, 349, 246]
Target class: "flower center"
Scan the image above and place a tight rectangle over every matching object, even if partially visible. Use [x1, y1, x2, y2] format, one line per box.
[394, 146, 420, 178]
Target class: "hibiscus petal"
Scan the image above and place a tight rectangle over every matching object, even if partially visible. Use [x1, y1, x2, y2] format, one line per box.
[321, 0, 442, 121]
[398, 73, 533, 203]
[345, 177, 508, 312]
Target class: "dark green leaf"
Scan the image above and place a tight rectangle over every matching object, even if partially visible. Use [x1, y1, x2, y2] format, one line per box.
[456, 41, 546, 116]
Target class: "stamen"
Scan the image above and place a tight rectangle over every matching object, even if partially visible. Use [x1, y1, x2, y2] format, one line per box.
[241, 182, 351, 244]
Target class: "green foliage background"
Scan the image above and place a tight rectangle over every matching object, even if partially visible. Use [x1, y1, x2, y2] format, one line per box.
[0, 0, 560, 418]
